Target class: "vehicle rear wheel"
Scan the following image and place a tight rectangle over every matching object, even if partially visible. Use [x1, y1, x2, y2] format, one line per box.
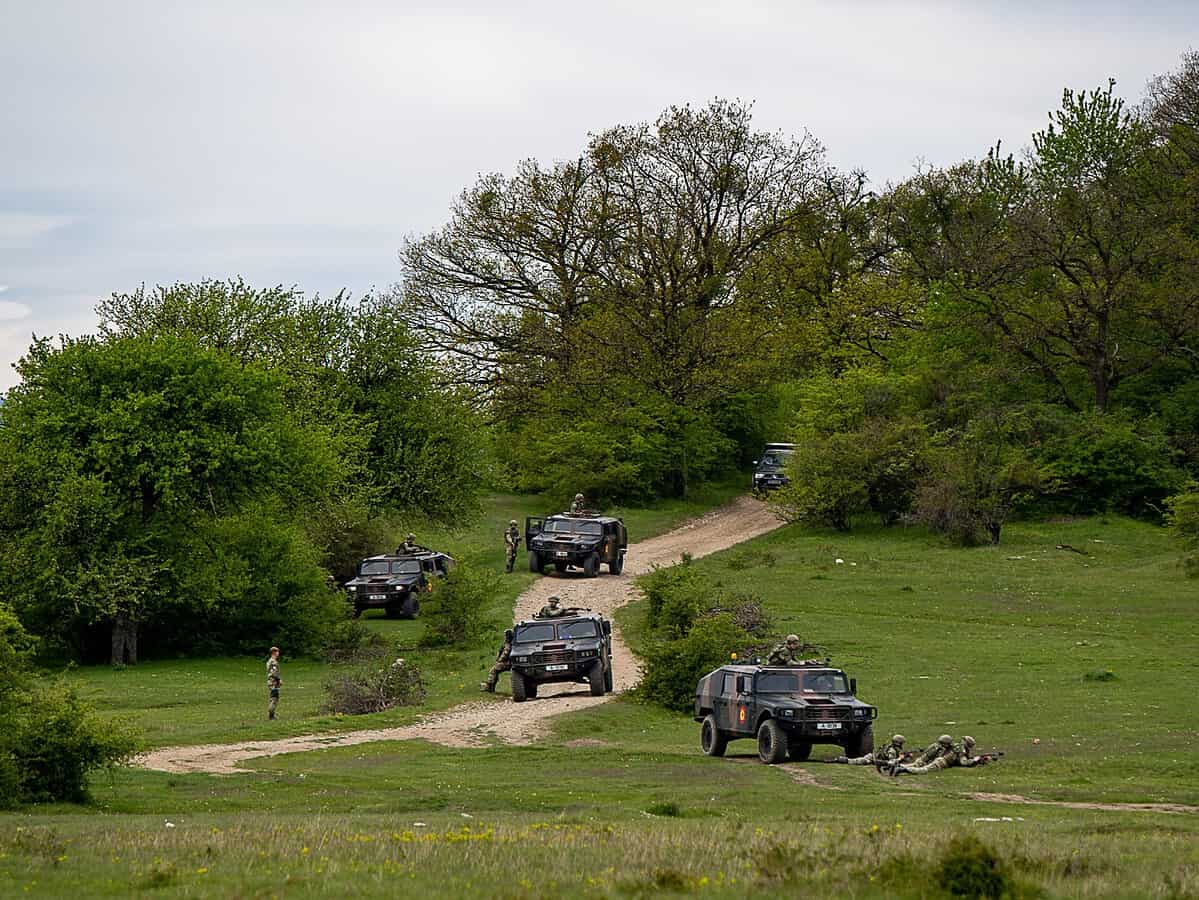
[511, 671, 529, 702]
[788, 740, 812, 761]
[845, 724, 874, 759]
[588, 661, 604, 696]
[583, 553, 599, 577]
[757, 719, 788, 764]
[608, 554, 624, 575]
[701, 714, 727, 757]
[528, 551, 542, 574]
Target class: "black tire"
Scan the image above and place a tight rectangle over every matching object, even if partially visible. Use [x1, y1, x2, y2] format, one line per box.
[511, 670, 528, 702]
[757, 718, 788, 764]
[384, 604, 401, 619]
[528, 551, 541, 573]
[604, 663, 613, 692]
[788, 740, 813, 761]
[400, 594, 420, 618]
[351, 605, 363, 619]
[588, 661, 604, 696]
[701, 714, 728, 757]
[608, 554, 624, 575]
[583, 553, 599, 578]
[846, 724, 874, 759]
[527, 679, 538, 699]
[554, 561, 568, 573]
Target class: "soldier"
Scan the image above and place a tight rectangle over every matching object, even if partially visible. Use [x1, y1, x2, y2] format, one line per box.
[891, 735, 992, 775]
[570, 493, 586, 514]
[537, 596, 566, 618]
[504, 520, 521, 573]
[480, 631, 512, 692]
[266, 646, 282, 720]
[767, 634, 822, 666]
[830, 733, 907, 766]
[398, 533, 421, 554]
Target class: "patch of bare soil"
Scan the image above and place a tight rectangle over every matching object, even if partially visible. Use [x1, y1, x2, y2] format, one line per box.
[970, 792, 1199, 814]
[136, 496, 783, 775]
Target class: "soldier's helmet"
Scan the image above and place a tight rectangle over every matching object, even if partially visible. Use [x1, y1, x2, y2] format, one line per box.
[406, 532, 416, 541]
[892, 734, 905, 745]
[785, 633, 799, 645]
[574, 493, 584, 500]
[509, 519, 517, 526]
[547, 596, 561, 606]
[963, 735, 976, 748]
[938, 734, 953, 746]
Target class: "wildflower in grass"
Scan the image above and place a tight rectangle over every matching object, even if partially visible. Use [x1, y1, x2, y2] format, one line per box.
[196, 867, 208, 875]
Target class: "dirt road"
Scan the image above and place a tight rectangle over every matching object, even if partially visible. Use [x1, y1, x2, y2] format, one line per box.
[137, 496, 783, 775]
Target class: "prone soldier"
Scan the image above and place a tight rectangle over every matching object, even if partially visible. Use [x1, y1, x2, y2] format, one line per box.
[504, 519, 521, 573]
[890, 735, 997, 775]
[829, 733, 908, 766]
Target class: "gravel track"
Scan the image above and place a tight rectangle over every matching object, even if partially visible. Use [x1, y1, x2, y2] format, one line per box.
[136, 496, 783, 774]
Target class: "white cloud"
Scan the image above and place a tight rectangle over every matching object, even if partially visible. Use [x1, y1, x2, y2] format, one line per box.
[0, 302, 32, 321]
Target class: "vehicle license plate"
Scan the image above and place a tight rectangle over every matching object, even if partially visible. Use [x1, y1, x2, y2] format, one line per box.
[369, 594, 387, 600]
[816, 722, 841, 730]
[555, 551, 568, 557]
[545, 664, 569, 671]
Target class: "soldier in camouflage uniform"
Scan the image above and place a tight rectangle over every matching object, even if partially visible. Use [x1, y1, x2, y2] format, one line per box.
[504, 520, 521, 573]
[570, 493, 586, 514]
[767, 634, 822, 666]
[398, 532, 421, 555]
[830, 734, 907, 766]
[480, 633, 512, 692]
[266, 646, 282, 719]
[537, 596, 567, 618]
[891, 735, 990, 775]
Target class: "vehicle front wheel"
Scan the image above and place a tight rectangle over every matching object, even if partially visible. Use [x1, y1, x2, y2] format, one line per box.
[583, 553, 599, 577]
[400, 594, 420, 618]
[701, 714, 727, 757]
[788, 740, 812, 761]
[604, 663, 613, 692]
[528, 551, 542, 574]
[757, 719, 788, 764]
[608, 554, 624, 575]
[512, 671, 529, 702]
[588, 661, 605, 696]
[845, 724, 874, 759]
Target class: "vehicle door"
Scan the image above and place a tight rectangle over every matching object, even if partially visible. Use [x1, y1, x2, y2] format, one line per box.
[713, 671, 737, 730]
[525, 517, 543, 543]
[730, 673, 756, 735]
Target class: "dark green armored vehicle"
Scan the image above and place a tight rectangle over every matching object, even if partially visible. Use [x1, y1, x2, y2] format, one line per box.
[525, 512, 627, 577]
[694, 664, 876, 763]
[345, 550, 455, 619]
[507, 610, 614, 702]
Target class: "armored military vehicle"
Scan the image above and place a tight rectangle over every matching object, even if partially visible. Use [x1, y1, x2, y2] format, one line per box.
[694, 663, 876, 763]
[751, 442, 796, 493]
[506, 609, 614, 702]
[345, 550, 455, 619]
[525, 512, 627, 576]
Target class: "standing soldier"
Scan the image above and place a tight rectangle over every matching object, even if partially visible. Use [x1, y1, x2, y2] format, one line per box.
[504, 520, 521, 573]
[570, 493, 586, 514]
[266, 646, 282, 720]
[830, 734, 907, 766]
[480, 631, 512, 692]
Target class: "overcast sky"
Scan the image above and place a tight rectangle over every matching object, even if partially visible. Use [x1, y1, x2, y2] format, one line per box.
[1, 1, 1195, 390]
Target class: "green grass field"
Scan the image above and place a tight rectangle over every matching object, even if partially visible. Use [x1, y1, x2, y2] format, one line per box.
[3, 506, 1198, 898]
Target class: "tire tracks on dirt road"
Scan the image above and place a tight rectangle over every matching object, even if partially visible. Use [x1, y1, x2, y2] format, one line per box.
[136, 496, 783, 775]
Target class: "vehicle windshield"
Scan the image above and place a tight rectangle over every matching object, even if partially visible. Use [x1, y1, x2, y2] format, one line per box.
[757, 671, 849, 694]
[358, 560, 390, 575]
[758, 451, 793, 468]
[392, 560, 421, 574]
[557, 620, 599, 638]
[514, 623, 556, 643]
[543, 518, 602, 536]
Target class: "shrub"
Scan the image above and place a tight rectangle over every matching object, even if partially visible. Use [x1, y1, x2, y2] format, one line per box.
[936, 835, 1010, 899]
[417, 564, 497, 648]
[706, 592, 772, 638]
[637, 614, 749, 712]
[2, 683, 136, 804]
[1166, 486, 1199, 577]
[322, 657, 426, 715]
[640, 562, 713, 637]
[323, 620, 386, 664]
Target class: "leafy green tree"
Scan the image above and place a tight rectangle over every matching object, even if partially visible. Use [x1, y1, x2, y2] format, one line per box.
[0, 334, 353, 661]
[1165, 484, 1199, 576]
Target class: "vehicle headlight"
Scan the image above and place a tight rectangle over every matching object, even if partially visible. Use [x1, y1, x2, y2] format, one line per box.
[516, 656, 529, 663]
[579, 650, 595, 657]
[779, 708, 793, 717]
[348, 585, 358, 591]
[854, 709, 867, 717]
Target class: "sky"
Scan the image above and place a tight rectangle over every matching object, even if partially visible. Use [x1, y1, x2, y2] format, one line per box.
[2, 0, 1195, 390]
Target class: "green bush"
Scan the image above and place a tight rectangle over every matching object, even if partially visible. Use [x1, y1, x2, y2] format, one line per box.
[1165, 486, 1199, 572]
[640, 562, 713, 637]
[637, 614, 749, 712]
[321, 656, 426, 715]
[2, 683, 136, 804]
[417, 564, 497, 648]
[323, 620, 386, 664]
[936, 835, 1010, 898]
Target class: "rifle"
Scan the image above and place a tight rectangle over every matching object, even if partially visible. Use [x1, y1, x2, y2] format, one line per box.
[976, 750, 1005, 764]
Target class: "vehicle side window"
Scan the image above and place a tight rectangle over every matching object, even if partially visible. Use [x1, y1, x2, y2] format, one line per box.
[721, 672, 736, 695]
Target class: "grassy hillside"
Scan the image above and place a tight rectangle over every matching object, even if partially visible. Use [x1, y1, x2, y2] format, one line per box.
[4, 511, 1197, 898]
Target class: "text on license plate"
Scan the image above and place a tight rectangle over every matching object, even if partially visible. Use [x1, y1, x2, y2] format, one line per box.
[816, 722, 842, 730]
[555, 551, 569, 557]
[545, 664, 569, 671]
[369, 594, 387, 600]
